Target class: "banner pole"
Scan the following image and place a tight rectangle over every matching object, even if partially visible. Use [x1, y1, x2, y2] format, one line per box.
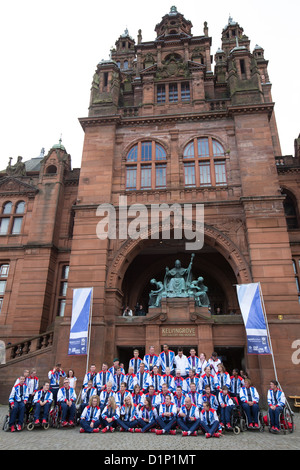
[258, 282, 278, 382]
[86, 288, 93, 374]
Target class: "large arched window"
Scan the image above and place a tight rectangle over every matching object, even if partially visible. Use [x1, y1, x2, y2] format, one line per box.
[183, 137, 227, 188]
[0, 200, 25, 235]
[126, 141, 167, 190]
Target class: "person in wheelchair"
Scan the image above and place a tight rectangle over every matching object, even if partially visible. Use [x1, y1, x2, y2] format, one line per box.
[8, 375, 29, 432]
[267, 380, 286, 433]
[32, 382, 53, 425]
[57, 378, 77, 427]
[240, 378, 260, 428]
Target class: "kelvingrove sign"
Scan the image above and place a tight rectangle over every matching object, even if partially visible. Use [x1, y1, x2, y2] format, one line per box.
[161, 327, 196, 337]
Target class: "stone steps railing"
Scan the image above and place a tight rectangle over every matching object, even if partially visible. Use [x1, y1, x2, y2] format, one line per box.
[2, 331, 54, 364]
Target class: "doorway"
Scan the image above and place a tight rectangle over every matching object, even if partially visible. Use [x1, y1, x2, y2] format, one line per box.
[117, 346, 146, 373]
[214, 347, 245, 374]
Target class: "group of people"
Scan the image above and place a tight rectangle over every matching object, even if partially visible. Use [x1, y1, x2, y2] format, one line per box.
[7, 344, 286, 436]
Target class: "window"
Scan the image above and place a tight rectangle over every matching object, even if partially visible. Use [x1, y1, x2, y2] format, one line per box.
[156, 82, 191, 104]
[292, 259, 300, 303]
[284, 194, 299, 229]
[0, 201, 25, 235]
[181, 82, 190, 101]
[157, 85, 166, 103]
[0, 264, 9, 313]
[169, 83, 178, 102]
[183, 137, 227, 188]
[57, 265, 69, 317]
[126, 141, 167, 190]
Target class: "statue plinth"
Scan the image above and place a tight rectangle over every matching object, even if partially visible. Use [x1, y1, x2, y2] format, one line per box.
[147, 297, 211, 323]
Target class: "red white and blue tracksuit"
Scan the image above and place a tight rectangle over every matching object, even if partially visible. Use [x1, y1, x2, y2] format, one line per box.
[48, 369, 66, 405]
[161, 374, 176, 392]
[80, 405, 101, 432]
[99, 390, 115, 411]
[199, 372, 218, 393]
[115, 390, 131, 407]
[112, 373, 126, 392]
[186, 355, 201, 375]
[137, 405, 158, 432]
[199, 392, 219, 411]
[101, 405, 120, 429]
[215, 372, 231, 391]
[116, 404, 139, 431]
[267, 388, 286, 429]
[33, 389, 53, 421]
[131, 391, 145, 408]
[218, 392, 234, 425]
[9, 383, 29, 427]
[143, 354, 159, 372]
[230, 375, 244, 402]
[177, 404, 200, 433]
[83, 371, 97, 387]
[187, 390, 201, 408]
[156, 402, 177, 432]
[129, 357, 143, 374]
[240, 386, 260, 425]
[125, 373, 138, 392]
[135, 371, 152, 392]
[158, 350, 175, 374]
[173, 375, 188, 393]
[80, 386, 97, 411]
[185, 376, 201, 393]
[57, 386, 77, 423]
[200, 408, 221, 435]
[96, 370, 114, 394]
[151, 373, 163, 392]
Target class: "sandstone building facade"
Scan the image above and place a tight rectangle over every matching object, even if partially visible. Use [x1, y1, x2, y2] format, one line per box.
[0, 7, 299, 403]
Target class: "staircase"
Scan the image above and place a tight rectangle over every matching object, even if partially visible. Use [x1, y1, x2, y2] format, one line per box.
[0, 330, 54, 404]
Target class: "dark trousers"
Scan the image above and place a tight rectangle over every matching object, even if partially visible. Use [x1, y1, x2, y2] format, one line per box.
[116, 418, 139, 431]
[137, 418, 157, 432]
[177, 417, 200, 433]
[269, 406, 283, 428]
[200, 420, 219, 435]
[156, 416, 177, 432]
[9, 401, 25, 426]
[60, 402, 76, 422]
[34, 402, 51, 421]
[219, 405, 233, 424]
[242, 403, 259, 425]
[102, 418, 118, 429]
[80, 418, 101, 432]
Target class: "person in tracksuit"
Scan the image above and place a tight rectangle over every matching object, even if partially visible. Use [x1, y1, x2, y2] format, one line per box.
[239, 378, 260, 428]
[200, 401, 221, 438]
[79, 395, 101, 433]
[177, 397, 200, 436]
[136, 397, 158, 433]
[116, 395, 139, 432]
[155, 394, 177, 435]
[32, 382, 53, 424]
[218, 385, 234, 430]
[101, 396, 120, 432]
[8, 376, 29, 432]
[57, 378, 77, 426]
[48, 363, 66, 406]
[267, 380, 286, 433]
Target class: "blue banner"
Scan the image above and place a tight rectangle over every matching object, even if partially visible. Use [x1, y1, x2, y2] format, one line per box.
[236, 283, 271, 355]
[68, 288, 93, 356]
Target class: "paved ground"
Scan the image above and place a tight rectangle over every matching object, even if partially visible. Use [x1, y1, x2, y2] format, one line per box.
[0, 405, 299, 453]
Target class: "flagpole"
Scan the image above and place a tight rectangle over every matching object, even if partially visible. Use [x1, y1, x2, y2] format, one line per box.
[86, 288, 93, 374]
[258, 282, 293, 415]
[258, 282, 278, 382]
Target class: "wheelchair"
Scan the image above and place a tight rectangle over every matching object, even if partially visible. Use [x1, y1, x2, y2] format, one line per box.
[26, 404, 50, 431]
[267, 405, 294, 435]
[229, 399, 247, 434]
[2, 402, 29, 432]
[240, 403, 265, 432]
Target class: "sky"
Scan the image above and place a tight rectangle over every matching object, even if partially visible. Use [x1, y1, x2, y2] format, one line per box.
[1, 0, 299, 170]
